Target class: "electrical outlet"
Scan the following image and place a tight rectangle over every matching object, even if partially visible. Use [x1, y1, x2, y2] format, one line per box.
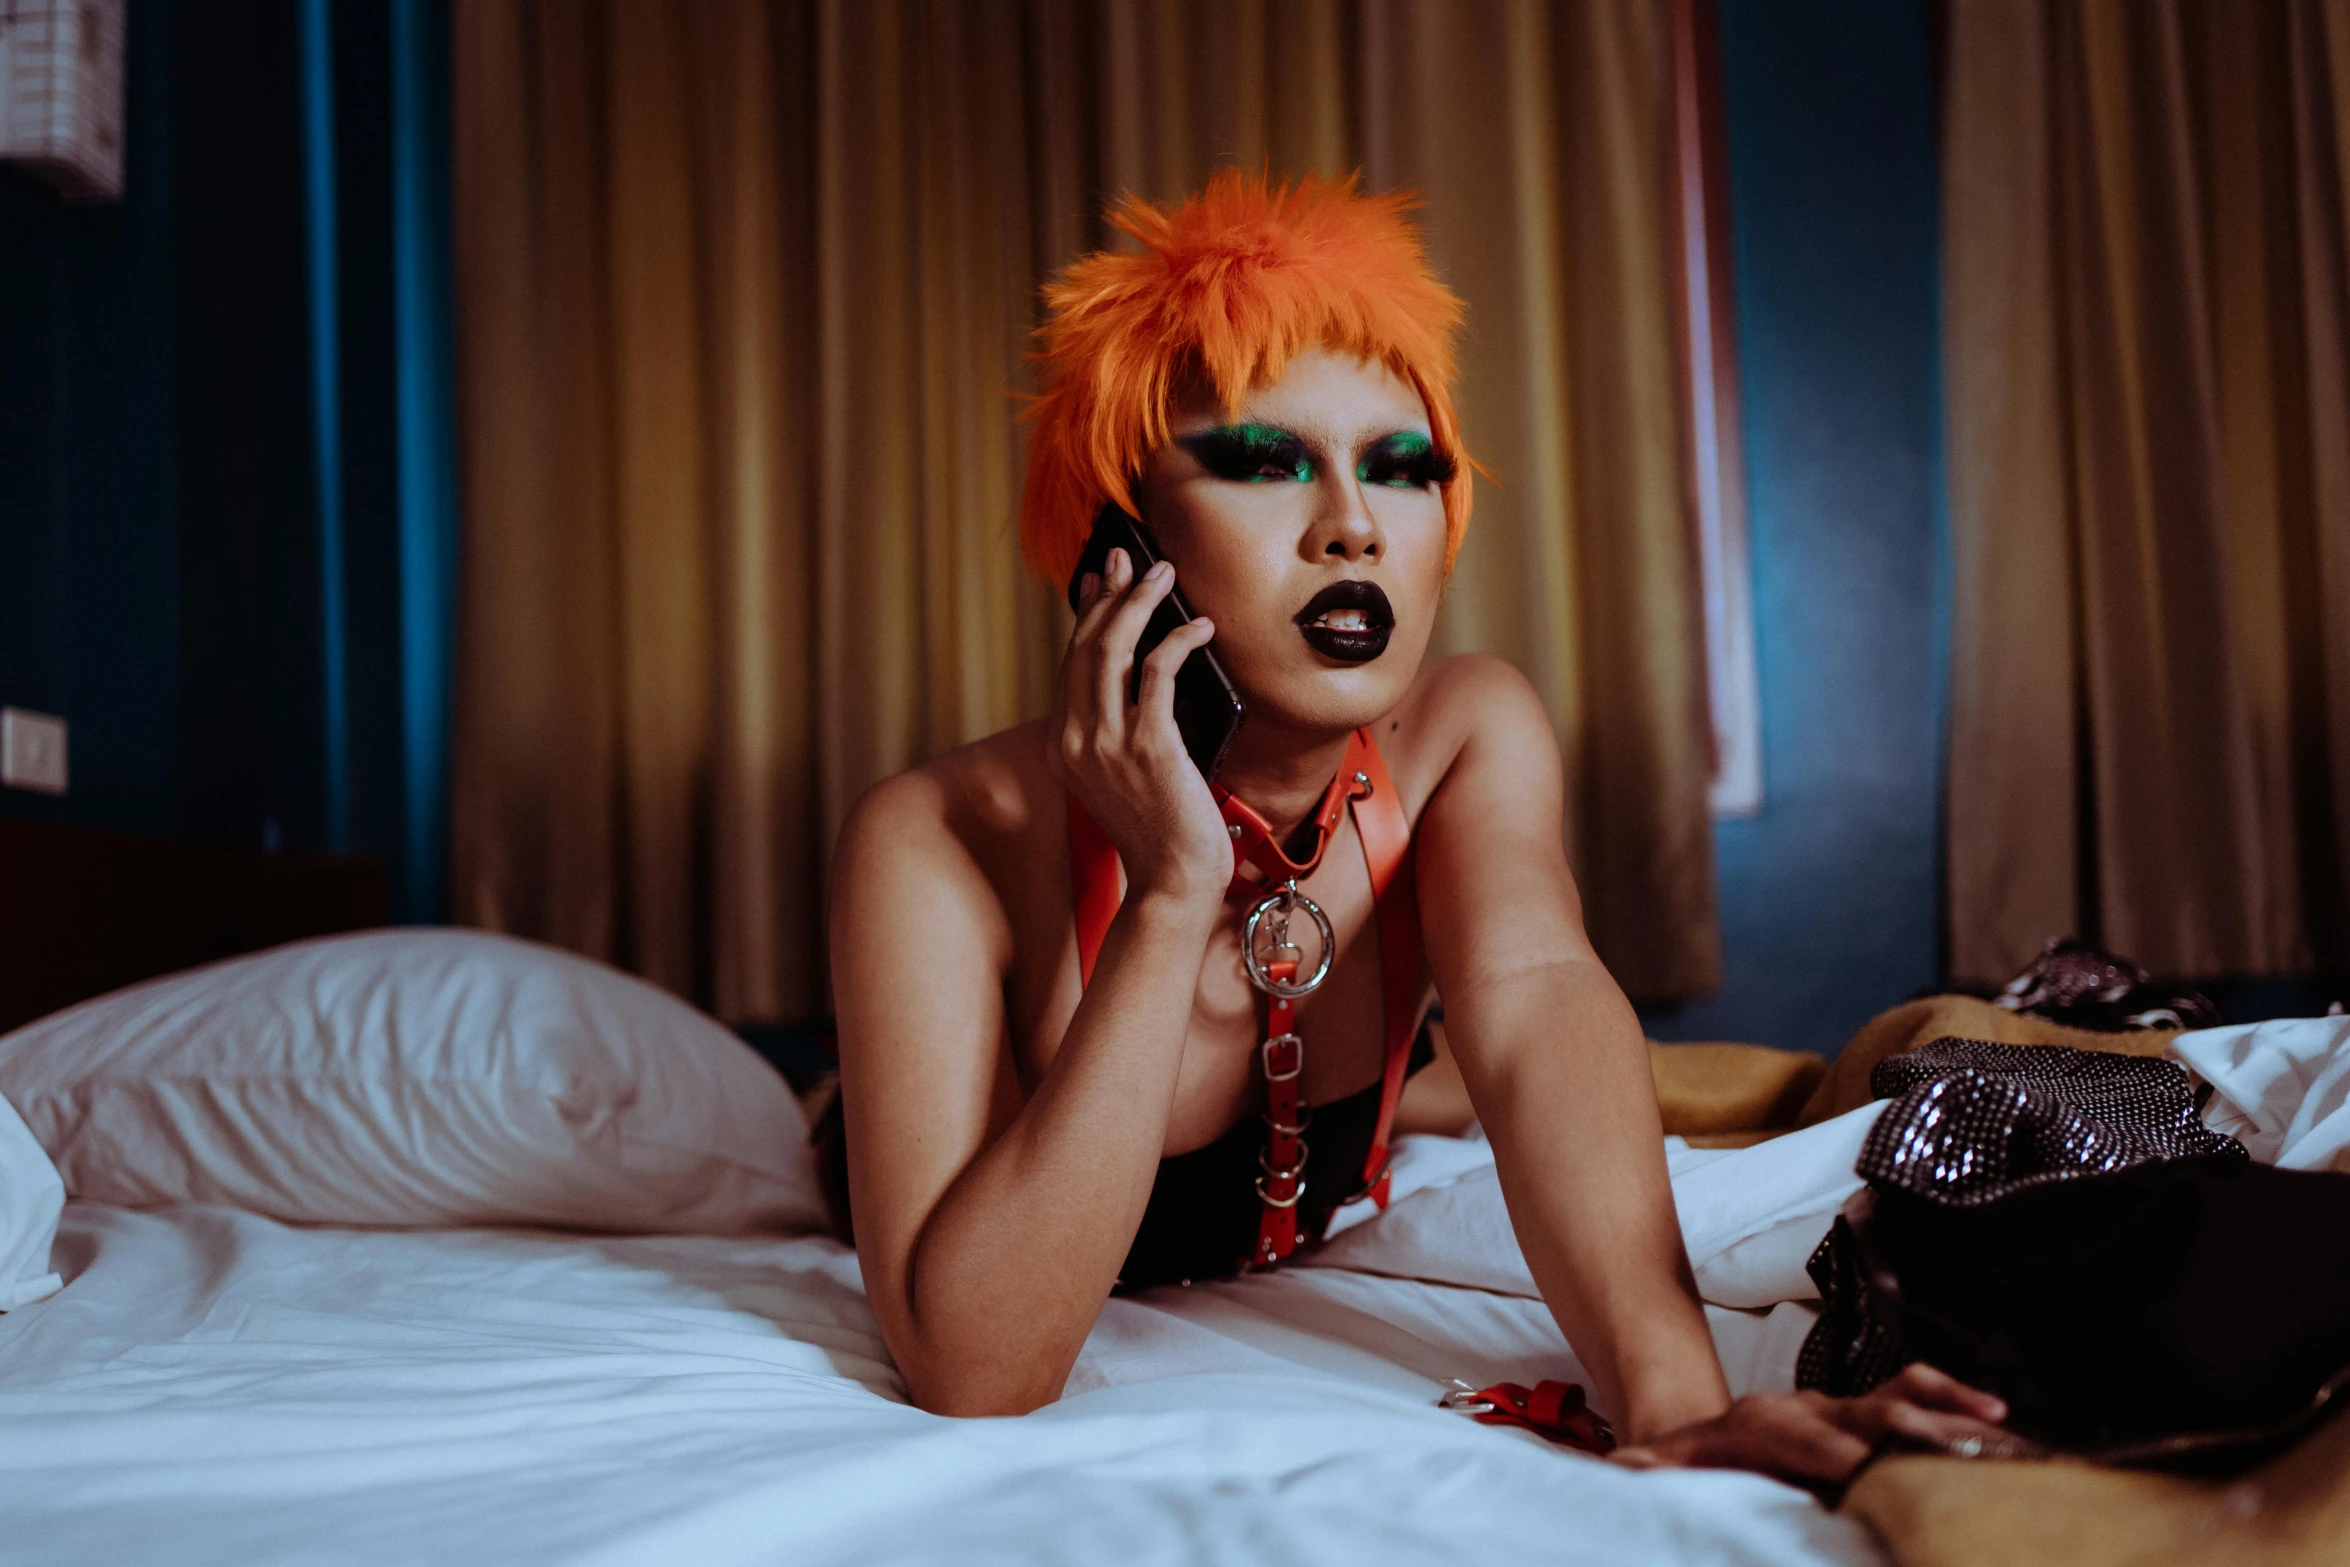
[1, 707, 69, 796]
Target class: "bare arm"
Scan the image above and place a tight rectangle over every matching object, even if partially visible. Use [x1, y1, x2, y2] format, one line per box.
[832, 550, 1231, 1416]
[1415, 659, 2013, 1479]
[1412, 659, 1728, 1441]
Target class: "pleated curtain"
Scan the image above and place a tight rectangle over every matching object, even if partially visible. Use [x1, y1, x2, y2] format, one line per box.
[450, 0, 1720, 1022]
[1943, 0, 2350, 984]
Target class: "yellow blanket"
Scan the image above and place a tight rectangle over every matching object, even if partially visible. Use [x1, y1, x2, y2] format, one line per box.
[1795, 994, 2179, 1126]
[1646, 994, 2179, 1147]
[1648, 1040, 1825, 1143]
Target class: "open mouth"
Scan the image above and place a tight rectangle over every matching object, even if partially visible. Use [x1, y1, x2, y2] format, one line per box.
[1293, 580, 1395, 664]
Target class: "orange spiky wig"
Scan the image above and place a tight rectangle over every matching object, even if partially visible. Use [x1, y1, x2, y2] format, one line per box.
[1021, 169, 1475, 586]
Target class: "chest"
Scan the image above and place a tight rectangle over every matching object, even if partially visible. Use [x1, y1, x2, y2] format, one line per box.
[1006, 816, 1414, 1157]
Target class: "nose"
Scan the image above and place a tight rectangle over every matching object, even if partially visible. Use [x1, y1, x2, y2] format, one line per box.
[1306, 463, 1383, 564]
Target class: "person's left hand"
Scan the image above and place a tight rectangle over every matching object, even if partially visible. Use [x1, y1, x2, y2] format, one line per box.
[1609, 1363, 2015, 1489]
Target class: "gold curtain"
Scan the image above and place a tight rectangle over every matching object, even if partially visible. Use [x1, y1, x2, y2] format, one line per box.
[1944, 0, 2350, 984]
[451, 0, 1720, 1021]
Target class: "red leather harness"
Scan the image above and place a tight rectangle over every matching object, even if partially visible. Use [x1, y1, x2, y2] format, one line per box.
[1068, 728, 1423, 1270]
[1067, 733, 1615, 1454]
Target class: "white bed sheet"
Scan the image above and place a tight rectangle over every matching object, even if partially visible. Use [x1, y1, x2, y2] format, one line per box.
[2176, 1016, 2350, 1171]
[0, 1199, 1876, 1567]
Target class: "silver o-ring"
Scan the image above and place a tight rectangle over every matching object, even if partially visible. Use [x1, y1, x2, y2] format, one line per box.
[1242, 887, 1334, 998]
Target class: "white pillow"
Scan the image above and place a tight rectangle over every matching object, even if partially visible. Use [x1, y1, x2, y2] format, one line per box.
[0, 1089, 64, 1309]
[1309, 1103, 1886, 1309]
[0, 930, 823, 1236]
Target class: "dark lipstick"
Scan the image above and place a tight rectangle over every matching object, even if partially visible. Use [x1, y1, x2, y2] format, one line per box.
[1293, 580, 1394, 664]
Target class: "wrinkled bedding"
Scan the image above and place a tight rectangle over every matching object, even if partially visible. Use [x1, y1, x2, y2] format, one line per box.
[2173, 1014, 2350, 1171]
[1317, 1109, 1882, 1309]
[9, 1016, 2341, 1566]
[0, 1152, 1874, 1567]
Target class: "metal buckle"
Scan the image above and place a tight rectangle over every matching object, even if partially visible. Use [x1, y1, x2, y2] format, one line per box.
[1241, 882, 1334, 998]
[1439, 1380, 1497, 1416]
[1343, 1160, 1392, 1205]
[1260, 1032, 1303, 1082]
[1253, 1171, 1307, 1208]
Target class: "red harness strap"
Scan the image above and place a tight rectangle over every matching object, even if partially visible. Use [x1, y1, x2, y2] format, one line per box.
[1068, 728, 1423, 1268]
[1255, 958, 1306, 1261]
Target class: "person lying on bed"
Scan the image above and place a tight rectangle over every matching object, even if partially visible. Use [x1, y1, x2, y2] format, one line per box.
[823, 170, 2005, 1485]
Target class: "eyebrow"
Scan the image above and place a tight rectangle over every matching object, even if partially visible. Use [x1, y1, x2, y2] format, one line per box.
[1173, 421, 1427, 446]
[1178, 421, 1305, 443]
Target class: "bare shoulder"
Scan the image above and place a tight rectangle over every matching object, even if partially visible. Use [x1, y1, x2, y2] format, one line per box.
[831, 721, 1060, 962]
[1410, 653, 1549, 728]
[837, 720, 1044, 838]
[1379, 654, 1557, 808]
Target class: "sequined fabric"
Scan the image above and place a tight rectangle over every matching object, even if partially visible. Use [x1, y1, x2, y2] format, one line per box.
[1993, 937, 2222, 1031]
[1796, 1205, 1906, 1398]
[1861, 1039, 2247, 1209]
[1799, 1039, 2249, 1399]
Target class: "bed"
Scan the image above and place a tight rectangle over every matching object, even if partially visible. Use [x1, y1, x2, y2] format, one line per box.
[2, 826, 2342, 1567]
[0, 818, 1879, 1567]
[0, 1172, 1870, 1566]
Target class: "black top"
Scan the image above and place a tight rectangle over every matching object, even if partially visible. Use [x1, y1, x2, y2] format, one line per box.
[808, 1022, 1433, 1289]
[1113, 1021, 1435, 1291]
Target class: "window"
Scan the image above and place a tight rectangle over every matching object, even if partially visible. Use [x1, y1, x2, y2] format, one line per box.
[1672, 0, 1761, 819]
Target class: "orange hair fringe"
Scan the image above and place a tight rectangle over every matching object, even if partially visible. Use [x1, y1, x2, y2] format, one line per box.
[1020, 169, 1475, 586]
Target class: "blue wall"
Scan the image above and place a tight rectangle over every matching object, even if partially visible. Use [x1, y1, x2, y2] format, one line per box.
[0, 0, 186, 842]
[0, 0, 451, 912]
[1645, 0, 1949, 1054]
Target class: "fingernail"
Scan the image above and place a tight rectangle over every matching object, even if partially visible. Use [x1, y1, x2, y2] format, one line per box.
[1080, 572, 1100, 598]
[1147, 561, 1171, 580]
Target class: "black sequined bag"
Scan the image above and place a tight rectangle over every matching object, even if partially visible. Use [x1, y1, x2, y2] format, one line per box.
[1992, 937, 2223, 1032]
[1799, 1039, 2350, 1470]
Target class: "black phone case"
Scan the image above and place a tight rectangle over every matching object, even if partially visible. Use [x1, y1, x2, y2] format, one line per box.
[1067, 505, 1246, 781]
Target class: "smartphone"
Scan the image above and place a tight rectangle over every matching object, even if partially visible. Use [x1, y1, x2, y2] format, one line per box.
[1066, 503, 1246, 781]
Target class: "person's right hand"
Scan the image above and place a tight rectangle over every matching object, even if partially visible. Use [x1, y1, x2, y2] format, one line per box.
[1049, 548, 1232, 910]
[1609, 1363, 2021, 1492]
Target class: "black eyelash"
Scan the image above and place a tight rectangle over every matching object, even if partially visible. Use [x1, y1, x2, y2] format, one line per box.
[1357, 434, 1457, 490]
[1177, 425, 1315, 483]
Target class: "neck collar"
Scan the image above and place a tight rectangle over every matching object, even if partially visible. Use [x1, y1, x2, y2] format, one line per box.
[1213, 730, 1375, 890]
